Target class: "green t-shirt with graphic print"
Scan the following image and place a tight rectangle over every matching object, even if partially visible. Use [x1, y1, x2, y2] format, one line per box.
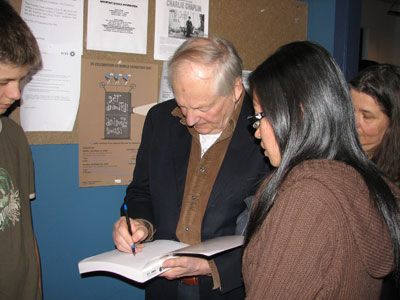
[0, 116, 41, 300]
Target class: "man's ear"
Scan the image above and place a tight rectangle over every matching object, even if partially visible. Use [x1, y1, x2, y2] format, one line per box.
[233, 77, 244, 103]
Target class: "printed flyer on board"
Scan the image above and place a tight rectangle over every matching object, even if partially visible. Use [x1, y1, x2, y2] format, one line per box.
[78, 58, 158, 187]
[154, 0, 209, 61]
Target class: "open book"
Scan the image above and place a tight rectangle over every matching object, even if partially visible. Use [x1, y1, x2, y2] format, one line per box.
[78, 235, 243, 283]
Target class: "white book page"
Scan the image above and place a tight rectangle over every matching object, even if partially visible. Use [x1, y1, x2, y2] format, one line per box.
[78, 236, 243, 283]
[173, 235, 244, 256]
[78, 240, 188, 282]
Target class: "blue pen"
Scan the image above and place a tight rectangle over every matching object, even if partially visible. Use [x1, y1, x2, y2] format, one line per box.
[123, 203, 135, 255]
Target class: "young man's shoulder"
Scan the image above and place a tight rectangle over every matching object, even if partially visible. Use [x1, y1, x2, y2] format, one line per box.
[0, 116, 25, 134]
[0, 116, 28, 145]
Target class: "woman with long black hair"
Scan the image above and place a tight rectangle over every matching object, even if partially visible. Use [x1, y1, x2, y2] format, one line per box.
[243, 41, 400, 299]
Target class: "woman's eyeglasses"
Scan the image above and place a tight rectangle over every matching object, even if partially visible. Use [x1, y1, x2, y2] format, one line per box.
[247, 112, 265, 129]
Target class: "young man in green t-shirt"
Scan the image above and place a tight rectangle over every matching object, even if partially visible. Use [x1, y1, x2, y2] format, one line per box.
[0, 1, 42, 299]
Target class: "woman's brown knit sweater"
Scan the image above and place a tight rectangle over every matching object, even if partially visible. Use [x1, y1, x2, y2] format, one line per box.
[243, 159, 399, 299]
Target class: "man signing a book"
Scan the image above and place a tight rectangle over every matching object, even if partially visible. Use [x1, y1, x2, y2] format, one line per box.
[112, 37, 270, 300]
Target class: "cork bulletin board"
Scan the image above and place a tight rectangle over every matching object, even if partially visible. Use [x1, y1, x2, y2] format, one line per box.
[10, 0, 307, 145]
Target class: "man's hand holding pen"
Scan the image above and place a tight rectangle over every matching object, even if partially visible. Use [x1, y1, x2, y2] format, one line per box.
[112, 216, 150, 254]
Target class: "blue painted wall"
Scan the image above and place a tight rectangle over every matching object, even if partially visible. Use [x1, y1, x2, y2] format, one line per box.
[31, 145, 144, 300]
[302, 0, 336, 53]
[30, 1, 359, 299]
[304, 0, 361, 79]
[333, 0, 362, 80]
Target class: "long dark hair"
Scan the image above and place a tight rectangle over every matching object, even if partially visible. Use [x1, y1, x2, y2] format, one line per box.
[245, 41, 400, 285]
[349, 64, 400, 183]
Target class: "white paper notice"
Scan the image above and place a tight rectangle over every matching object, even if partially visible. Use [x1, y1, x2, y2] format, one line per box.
[20, 53, 81, 131]
[87, 0, 149, 54]
[21, 0, 83, 56]
[20, 0, 83, 132]
[242, 70, 252, 93]
[158, 61, 174, 103]
[154, 0, 209, 61]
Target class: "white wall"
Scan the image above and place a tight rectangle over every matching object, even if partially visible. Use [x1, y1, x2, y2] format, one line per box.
[361, 0, 400, 65]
